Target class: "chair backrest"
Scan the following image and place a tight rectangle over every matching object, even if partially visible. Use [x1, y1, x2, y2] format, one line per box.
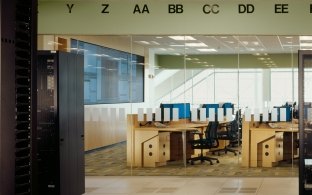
[227, 120, 238, 138]
[235, 109, 242, 127]
[205, 121, 219, 147]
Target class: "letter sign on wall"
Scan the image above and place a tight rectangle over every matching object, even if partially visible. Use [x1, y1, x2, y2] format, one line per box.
[38, 0, 312, 35]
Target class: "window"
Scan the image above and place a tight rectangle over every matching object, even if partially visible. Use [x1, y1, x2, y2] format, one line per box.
[271, 69, 296, 106]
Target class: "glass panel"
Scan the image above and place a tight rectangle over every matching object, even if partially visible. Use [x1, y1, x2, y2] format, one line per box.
[239, 36, 298, 176]
[184, 35, 240, 174]
[37, 34, 301, 177]
[129, 35, 190, 174]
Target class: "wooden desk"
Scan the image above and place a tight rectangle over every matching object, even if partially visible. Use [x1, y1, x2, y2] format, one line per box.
[127, 114, 208, 167]
[242, 119, 298, 168]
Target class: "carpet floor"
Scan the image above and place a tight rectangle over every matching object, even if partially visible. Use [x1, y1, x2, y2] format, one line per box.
[85, 142, 298, 177]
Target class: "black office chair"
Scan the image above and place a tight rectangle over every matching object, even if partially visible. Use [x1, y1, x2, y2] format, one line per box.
[229, 110, 242, 147]
[212, 118, 240, 156]
[187, 121, 220, 165]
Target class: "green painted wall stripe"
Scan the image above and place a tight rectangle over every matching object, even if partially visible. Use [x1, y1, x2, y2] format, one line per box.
[39, 0, 312, 35]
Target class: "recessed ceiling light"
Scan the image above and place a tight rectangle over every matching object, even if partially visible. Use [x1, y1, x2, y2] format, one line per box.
[252, 41, 259, 46]
[168, 36, 196, 41]
[258, 57, 265, 60]
[197, 48, 217, 52]
[286, 36, 293, 39]
[185, 43, 208, 47]
[151, 41, 160, 45]
[170, 45, 184, 47]
[242, 41, 249, 45]
[301, 43, 312, 47]
[138, 41, 150, 44]
[300, 36, 312, 41]
[226, 41, 235, 44]
[221, 36, 228, 39]
[156, 36, 163, 39]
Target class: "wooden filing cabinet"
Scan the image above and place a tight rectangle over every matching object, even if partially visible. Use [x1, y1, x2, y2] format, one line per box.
[246, 122, 298, 168]
[257, 132, 283, 167]
[159, 132, 171, 163]
[143, 132, 170, 167]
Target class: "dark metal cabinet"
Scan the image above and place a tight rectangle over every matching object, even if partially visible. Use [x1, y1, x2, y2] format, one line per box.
[1, 1, 17, 194]
[37, 51, 84, 195]
[1, 0, 37, 194]
[299, 50, 312, 195]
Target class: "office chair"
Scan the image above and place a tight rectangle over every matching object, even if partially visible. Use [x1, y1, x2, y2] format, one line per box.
[187, 121, 220, 165]
[212, 117, 240, 156]
[229, 110, 242, 147]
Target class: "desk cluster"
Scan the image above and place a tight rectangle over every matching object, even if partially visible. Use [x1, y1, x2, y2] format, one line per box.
[128, 102, 300, 168]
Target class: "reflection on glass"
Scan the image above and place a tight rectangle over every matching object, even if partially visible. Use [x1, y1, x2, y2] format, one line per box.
[71, 39, 144, 104]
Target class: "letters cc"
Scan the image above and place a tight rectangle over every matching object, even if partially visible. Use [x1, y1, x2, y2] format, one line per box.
[203, 4, 219, 14]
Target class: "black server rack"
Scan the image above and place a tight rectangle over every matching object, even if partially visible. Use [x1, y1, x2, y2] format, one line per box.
[1, 0, 37, 194]
[37, 51, 85, 195]
[299, 50, 312, 195]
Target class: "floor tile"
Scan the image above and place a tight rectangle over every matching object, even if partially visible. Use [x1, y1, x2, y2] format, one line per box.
[84, 176, 299, 195]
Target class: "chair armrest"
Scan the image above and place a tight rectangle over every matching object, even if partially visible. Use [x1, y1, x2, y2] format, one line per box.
[190, 130, 203, 139]
[219, 123, 230, 129]
[190, 130, 202, 135]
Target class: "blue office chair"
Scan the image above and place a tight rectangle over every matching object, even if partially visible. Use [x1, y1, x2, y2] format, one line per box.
[187, 121, 220, 165]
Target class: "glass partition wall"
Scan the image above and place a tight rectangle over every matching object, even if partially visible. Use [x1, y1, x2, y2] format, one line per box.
[38, 35, 299, 177]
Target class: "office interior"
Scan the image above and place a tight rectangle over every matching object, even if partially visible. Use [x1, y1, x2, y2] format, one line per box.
[38, 34, 306, 177]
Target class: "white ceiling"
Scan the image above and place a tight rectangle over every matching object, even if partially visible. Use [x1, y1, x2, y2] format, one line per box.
[132, 35, 311, 55]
